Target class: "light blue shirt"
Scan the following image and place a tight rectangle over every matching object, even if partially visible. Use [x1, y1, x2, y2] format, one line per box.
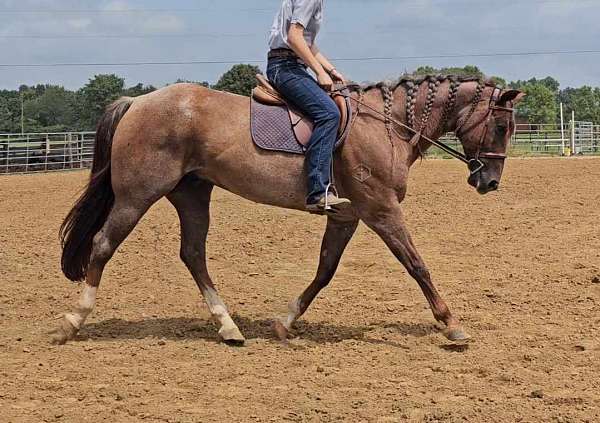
[269, 0, 323, 50]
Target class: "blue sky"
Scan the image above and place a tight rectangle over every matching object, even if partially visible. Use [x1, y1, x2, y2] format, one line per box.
[1, 0, 599, 90]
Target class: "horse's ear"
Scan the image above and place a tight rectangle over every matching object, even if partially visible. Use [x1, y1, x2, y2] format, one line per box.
[499, 90, 525, 105]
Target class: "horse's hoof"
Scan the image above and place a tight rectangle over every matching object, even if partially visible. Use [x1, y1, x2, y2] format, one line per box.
[443, 326, 472, 343]
[272, 320, 290, 343]
[219, 326, 245, 347]
[48, 318, 79, 345]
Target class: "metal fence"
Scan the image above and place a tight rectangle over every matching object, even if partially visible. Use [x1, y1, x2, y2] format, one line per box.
[512, 123, 567, 155]
[436, 121, 600, 157]
[0, 132, 95, 174]
[0, 124, 598, 175]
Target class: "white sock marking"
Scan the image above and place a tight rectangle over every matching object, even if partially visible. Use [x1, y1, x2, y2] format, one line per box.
[65, 284, 97, 329]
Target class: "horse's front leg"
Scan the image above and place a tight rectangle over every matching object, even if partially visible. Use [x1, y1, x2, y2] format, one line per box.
[362, 205, 470, 342]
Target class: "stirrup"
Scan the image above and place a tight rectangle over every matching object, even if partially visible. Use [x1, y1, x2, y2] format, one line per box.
[323, 184, 335, 211]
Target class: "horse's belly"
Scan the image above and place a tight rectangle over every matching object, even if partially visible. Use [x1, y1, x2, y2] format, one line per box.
[197, 145, 308, 211]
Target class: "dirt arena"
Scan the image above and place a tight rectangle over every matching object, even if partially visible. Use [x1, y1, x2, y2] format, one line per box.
[1, 157, 599, 422]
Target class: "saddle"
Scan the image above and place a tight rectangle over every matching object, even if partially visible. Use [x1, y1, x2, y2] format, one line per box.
[250, 74, 352, 155]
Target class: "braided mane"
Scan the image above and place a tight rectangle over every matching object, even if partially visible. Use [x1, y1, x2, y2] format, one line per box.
[347, 74, 498, 93]
[347, 74, 499, 145]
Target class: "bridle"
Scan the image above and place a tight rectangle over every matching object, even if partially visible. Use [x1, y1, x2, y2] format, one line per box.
[454, 87, 515, 175]
[334, 85, 515, 176]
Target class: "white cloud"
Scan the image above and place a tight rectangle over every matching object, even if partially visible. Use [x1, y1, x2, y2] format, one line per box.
[139, 15, 185, 33]
[103, 1, 131, 12]
[0, 0, 599, 90]
[0, 0, 186, 36]
[66, 18, 92, 30]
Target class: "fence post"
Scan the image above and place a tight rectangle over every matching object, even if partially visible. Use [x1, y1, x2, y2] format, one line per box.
[25, 134, 30, 172]
[571, 111, 576, 155]
[44, 134, 49, 172]
[62, 134, 67, 169]
[559, 103, 565, 156]
[78, 134, 82, 169]
[4, 135, 9, 174]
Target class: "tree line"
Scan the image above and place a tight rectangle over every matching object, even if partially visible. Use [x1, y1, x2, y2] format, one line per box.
[1, 64, 598, 133]
[414, 65, 600, 124]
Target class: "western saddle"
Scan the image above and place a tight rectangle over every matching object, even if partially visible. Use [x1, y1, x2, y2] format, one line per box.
[251, 74, 350, 140]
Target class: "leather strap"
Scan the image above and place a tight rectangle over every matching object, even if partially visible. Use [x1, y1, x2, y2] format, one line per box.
[268, 49, 299, 60]
[335, 86, 514, 175]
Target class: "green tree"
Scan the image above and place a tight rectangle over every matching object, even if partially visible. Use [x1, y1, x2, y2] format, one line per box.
[412, 65, 505, 86]
[446, 65, 485, 78]
[0, 90, 21, 132]
[414, 64, 484, 78]
[559, 86, 600, 123]
[212, 64, 262, 97]
[77, 74, 125, 129]
[122, 83, 156, 97]
[174, 79, 210, 87]
[0, 87, 44, 133]
[513, 82, 557, 124]
[413, 65, 437, 76]
[24, 85, 77, 132]
[512, 77, 560, 93]
[0, 100, 14, 132]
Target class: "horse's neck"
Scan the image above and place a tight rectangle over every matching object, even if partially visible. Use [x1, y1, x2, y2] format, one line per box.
[397, 80, 481, 157]
[350, 79, 481, 160]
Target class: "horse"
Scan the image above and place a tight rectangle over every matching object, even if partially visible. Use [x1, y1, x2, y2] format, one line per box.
[50, 74, 524, 346]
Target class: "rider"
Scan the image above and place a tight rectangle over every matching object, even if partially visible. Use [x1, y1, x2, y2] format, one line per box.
[267, 0, 352, 214]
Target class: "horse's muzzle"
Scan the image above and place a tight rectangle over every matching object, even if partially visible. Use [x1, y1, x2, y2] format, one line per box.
[478, 179, 499, 194]
[469, 173, 500, 195]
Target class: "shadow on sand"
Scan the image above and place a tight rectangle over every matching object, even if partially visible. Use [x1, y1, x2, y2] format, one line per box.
[80, 314, 440, 348]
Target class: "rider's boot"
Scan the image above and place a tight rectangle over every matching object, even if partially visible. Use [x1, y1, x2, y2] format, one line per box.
[306, 192, 352, 214]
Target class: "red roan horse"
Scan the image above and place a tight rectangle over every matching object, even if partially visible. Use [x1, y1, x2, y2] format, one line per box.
[51, 75, 523, 345]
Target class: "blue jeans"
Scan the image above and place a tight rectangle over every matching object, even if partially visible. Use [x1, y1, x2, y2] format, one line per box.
[266, 57, 341, 204]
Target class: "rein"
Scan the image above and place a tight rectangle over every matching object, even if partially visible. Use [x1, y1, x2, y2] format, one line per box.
[334, 86, 514, 176]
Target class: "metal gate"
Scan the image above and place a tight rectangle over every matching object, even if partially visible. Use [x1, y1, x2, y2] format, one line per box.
[572, 121, 599, 154]
[0, 132, 95, 174]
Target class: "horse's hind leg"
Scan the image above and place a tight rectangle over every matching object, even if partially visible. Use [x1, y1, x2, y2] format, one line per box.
[273, 217, 359, 341]
[50, 199, 152, 344]
[167, 175, 245, 346]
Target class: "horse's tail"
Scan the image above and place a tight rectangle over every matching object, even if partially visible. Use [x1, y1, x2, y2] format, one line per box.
[60, 97, 134, 282]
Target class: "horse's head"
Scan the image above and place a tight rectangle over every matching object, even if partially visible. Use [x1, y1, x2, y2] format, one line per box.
[455, 87, 525, 195]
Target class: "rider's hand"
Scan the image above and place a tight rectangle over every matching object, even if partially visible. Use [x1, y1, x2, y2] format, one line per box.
[330, 69, 346, 85]
[317, 71, 334, 92]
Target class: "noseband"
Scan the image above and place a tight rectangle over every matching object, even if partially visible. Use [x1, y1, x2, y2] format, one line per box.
[455, 87, 515, 175]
